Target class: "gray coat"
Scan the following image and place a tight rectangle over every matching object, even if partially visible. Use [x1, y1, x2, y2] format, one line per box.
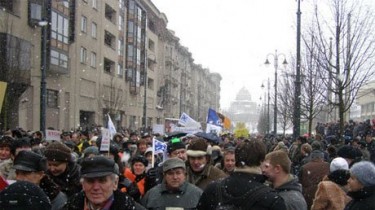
[141, 180, 203, 210]
[275, 176, 307, 210]
[51, 191, 67, 210]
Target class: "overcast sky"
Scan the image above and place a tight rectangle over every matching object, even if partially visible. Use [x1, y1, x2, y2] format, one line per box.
[151, 0, 374, 110]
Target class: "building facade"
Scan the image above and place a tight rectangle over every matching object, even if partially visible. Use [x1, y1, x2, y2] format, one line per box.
[0, 0, 221, 133]
[226, 87, 258, 133]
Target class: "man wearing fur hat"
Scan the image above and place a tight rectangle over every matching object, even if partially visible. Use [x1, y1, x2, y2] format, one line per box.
[186, 137, 227, 190]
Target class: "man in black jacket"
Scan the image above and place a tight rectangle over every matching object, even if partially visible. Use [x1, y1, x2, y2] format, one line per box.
[197, 139, 287, 210]
[64, 156, 136, 210]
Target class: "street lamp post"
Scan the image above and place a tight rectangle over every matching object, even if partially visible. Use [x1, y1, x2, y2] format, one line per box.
[294, 0, 302, 139]
[265, 50, 287, 135]
[142, 52, 148, 133]
[39, 0, 48, 134]
[261, 78, 271, 134]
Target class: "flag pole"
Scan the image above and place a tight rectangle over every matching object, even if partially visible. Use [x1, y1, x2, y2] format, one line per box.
[107, 113, 111, 156]
[151, 137, 155, 168]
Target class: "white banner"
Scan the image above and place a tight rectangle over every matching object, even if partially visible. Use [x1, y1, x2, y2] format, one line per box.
[152, 124, 165, 135]
[100, 128, 111, 152]
[107, 114, 117, 138]
[171, 125, 202, 134]
[206, 123, 222, 134]
[45, 129, 61, 141]
[179, 112, 201, 128]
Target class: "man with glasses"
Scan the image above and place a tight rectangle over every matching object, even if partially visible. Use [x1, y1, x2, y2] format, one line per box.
[141, 158, 202, 209]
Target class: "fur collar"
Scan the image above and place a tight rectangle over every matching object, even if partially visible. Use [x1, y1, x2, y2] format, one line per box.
[234, 166, 262, 174]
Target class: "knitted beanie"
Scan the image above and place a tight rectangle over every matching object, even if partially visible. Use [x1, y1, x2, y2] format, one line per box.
[44, 141, 72, 162]
[330, 157, 349, 172]
[350, 161, 375, 187]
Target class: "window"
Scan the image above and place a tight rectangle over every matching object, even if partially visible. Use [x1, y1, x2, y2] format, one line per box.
[0, 0, 14, 13]
[148, 39, 155, 52]
[51, 11, 69, 44]
[92, 0, 97, 9]
[119, 15, 124, 31]
[104, 30, 115, 49]
[81, 15, 87, 33]
[105, 4, 116, 24]
[117, 64, 123, 77]
[47, 89, 58, 108]
[80, 47, 87, 63]
[90, 52, 96, 68]
[30, 3, 41, 20]
[118, 38, 124, 56]
[148, 78, 154, 90]
[50, 49, 68, 68]
[91, 22, 97, 38]
[104, 58, 115, 73]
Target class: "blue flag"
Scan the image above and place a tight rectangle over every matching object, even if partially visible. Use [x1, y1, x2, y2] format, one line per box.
[152, 137, 168, 167]
[153, 138, 167, 154]
[206, 108, 222, 127]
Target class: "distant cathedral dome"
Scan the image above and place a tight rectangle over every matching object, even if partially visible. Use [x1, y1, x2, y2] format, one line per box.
[235, 87, 252, 101]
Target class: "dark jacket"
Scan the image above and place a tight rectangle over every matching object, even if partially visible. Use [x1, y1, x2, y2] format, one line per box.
[197, 169, 287, 210]
[299, 159, 330, 209]
[46, 161, 82, 198]
[275, 176, 307, 210]
[39, 175, 67, 210]
[63, 190, 136, 210]
[141, 181, 202, 210]
[344, 185, 375, 210]
[367, 140, 375, 164]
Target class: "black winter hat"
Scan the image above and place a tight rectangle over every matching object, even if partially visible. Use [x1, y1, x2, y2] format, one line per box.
[81, 156, 117, 178]
[131, 155, 148, 167]
[167, 137, 186, 154]
[0, 136, 13, 148]
[328, 169, 350, 186]
[10, 137, 32, 155]
[337, 145, 361, 160]
[13, 150, 47, 172]
[0, 181, 51, 210]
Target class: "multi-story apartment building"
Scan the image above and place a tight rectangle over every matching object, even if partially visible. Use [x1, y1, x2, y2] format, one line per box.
[0, 0, 221, 133]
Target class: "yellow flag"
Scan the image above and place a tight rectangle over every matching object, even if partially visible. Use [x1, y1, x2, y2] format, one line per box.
[0, 82, 7, 114]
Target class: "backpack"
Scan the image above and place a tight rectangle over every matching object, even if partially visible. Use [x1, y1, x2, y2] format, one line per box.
[215, 182, 271, 210]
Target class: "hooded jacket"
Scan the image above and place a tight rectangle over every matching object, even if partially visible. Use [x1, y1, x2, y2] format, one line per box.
[197, 167, 287, 210]
[275, 175, 307, 210]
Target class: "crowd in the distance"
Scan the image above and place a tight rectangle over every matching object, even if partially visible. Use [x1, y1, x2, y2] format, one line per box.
[0, 123, 374, 210]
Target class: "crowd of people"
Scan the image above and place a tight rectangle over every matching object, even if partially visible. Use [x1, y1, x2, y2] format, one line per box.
[0, 125, 374, 210]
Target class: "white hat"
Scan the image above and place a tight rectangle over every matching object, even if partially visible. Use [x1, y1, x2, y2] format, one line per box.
[330, 157, 349, 172]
